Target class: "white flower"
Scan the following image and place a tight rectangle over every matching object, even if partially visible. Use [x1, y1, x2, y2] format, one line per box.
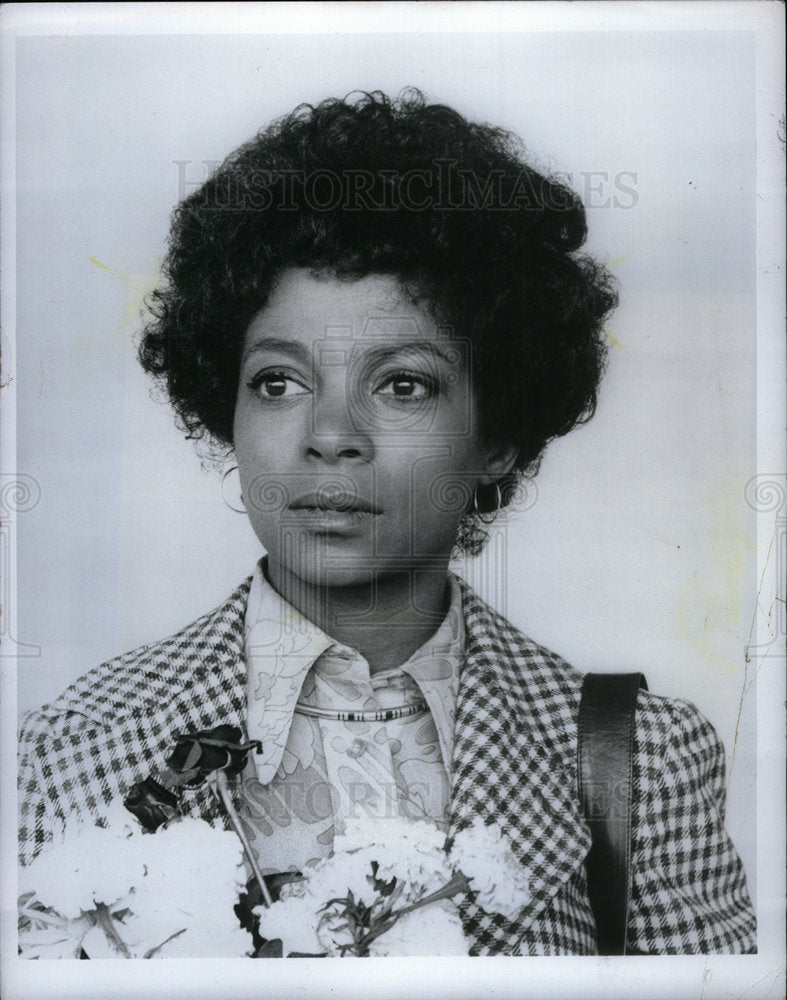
[368, 900, 467, 956]
[334, 814, 445, 855]
[120, 820, 250, 958]
[449, 819, 530, 921]
[19, 820, 144, 918]
[19, 816, 252, 958]
[254, 816, 468, 956]
[335, 816, 452, 902]
[255, 850, 380, 956]
[255, 895, 323, 956]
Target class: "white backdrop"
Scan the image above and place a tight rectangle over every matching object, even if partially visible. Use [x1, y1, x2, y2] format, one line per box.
[7, 8, 771, 959]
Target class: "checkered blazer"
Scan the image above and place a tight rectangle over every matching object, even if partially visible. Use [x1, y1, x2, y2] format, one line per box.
[18, 577, 756, 955]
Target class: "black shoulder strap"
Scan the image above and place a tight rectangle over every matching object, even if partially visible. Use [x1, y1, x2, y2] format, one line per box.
[578, 671, 647, 956]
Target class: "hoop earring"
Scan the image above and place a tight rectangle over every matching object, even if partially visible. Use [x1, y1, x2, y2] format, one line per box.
[221, 466, 246, 513]
[472, 481, 502, 524]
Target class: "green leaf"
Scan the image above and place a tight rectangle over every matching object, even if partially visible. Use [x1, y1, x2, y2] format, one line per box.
[255, 938, 284, 958]
[182, 742, 203, 772]
[319, 895, 351, 912]
[158, 765, 200, 788]
[369, 860, 398, 898]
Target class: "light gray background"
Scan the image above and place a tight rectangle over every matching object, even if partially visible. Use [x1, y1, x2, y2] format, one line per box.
[13, 24, 758, 914]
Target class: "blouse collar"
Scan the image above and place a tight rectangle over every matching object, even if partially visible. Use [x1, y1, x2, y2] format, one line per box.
[243, 559, 464, 783]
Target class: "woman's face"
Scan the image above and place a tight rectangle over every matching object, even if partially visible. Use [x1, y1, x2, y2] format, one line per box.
[234, 268, 509, 588]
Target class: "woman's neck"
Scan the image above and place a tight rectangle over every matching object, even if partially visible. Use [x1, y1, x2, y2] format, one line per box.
[265, 559, 452, 675]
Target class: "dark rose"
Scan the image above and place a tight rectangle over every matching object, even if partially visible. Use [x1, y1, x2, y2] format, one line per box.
[123, 776, 180, 832]
[159, 725, 262, 788]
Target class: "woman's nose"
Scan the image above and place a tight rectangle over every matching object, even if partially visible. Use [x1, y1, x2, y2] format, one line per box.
[305, 389, 373, 463]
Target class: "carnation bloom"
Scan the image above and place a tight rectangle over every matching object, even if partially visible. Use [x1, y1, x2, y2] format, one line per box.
[117, 819, 250, 958]
[448, 819, 530, 920]
[19, 816, 251, 958]
[254, 815, 469, 956]
[19, 820, 144, 919]
[336, 816, 453, 902]
[368, 900, 467, 957]
[255, 893, 324, 956]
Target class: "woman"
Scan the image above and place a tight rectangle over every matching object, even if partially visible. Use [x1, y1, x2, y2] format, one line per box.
[18, 90, 755, 955]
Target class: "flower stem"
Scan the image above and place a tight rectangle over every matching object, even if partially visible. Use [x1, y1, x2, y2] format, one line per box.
[210, 769, 273, 908]
[143, 927, 187, 958]
[388, 871, 471, 920]
[94, 902, 132, 958]
[355, 871, 471, 953]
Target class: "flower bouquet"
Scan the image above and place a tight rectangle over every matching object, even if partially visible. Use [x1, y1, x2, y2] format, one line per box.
[19, 726, 529, 958]
[252, 814, 529, 956]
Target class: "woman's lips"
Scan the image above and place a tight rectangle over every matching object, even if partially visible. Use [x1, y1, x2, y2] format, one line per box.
[288, 492, 382, 515]
[283, 507, 379, 532]
[285, 492, 381, 532]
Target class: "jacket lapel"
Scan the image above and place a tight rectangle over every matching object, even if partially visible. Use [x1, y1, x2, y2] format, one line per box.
[137, 579, 251, 821]
[448, 579, 591, 953]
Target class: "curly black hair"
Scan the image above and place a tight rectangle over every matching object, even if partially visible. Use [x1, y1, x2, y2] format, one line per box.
[139, 89, 617, 552]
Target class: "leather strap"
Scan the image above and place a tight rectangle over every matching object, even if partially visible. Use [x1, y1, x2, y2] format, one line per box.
[578, 671, 647, 955]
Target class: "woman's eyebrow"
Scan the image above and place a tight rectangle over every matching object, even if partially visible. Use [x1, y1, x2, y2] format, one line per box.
[243, 338, 457, 366]
[241, 337, 311, 364]
[361, 341, 456, 365]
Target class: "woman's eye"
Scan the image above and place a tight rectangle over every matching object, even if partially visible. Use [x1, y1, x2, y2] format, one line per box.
[376, 374, 434, 400]
[250, 373, 309, 399]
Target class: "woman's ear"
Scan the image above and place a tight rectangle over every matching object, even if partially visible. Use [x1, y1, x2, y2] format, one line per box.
[478, 442, 519, 485]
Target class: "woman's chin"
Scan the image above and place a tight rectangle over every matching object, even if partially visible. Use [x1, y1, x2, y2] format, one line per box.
[265, 546, 444, 593]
